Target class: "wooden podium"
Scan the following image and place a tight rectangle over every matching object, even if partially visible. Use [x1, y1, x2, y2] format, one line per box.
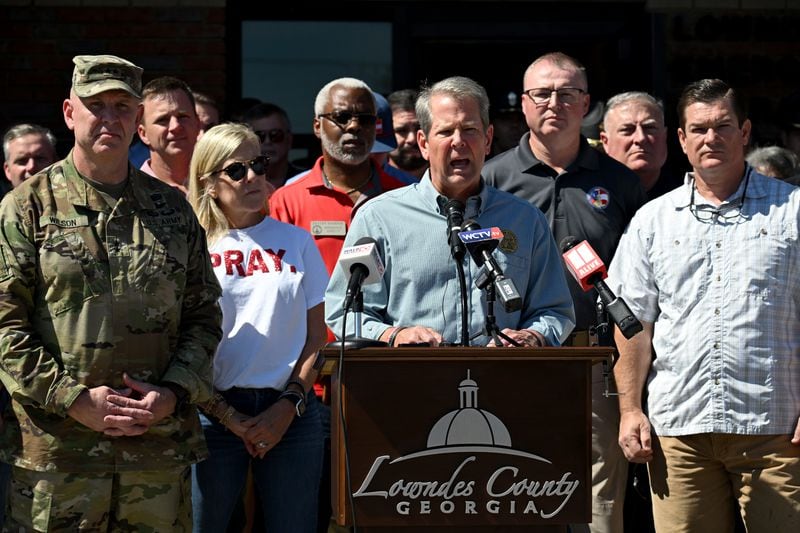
[323, 346, 612, 532]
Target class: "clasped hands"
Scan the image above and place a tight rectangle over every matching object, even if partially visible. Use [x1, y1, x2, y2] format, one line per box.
[67, 372, 178, 437]
[223, 401, 295, 459]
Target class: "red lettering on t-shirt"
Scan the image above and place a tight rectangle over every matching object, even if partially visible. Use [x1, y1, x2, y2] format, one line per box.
[224, 250, 245, 276]
[246, 248, 269, 276]
[264, 248, 286, 272]
[214, 248, 297, 276]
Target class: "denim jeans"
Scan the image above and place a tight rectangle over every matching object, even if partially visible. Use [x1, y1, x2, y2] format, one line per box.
[191, 388, 323, 533]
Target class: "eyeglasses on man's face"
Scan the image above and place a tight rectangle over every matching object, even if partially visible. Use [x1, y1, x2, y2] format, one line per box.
[212, 155, 270, 182]
[255, 128, 287, 144]
[318, 110, 378, 127]
[523, 87, 586, 106]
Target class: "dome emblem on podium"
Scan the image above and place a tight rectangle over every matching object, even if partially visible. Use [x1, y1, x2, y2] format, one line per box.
[427, 370, 512, 448]
[383, 369, 550, 464]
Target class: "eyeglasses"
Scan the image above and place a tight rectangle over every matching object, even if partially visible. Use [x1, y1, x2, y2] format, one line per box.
[688, 171, 750, 223]
[211, 155, 269, 182]
[523, 87, 586, 106]
[318, 111, 378, 127]
[254, 129, 286, 144]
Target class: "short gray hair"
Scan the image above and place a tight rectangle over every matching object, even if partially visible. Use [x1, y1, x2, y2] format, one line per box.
[604, 92, 665, 126]
[416, 76, 490, 136]
[314, 77, 374, 116]
[525, 52, 588, 91]
[746, 145, 800, 181]
[3, 123, 57, 160]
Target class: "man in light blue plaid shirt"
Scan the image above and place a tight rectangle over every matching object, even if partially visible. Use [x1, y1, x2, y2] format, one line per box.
[607, 78, 800, 532]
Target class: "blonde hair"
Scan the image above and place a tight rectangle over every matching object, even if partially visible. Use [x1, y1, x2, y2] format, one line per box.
[188, 123, 261, 245]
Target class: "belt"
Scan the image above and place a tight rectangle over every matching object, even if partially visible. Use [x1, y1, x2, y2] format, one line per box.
[565, 329, 595, 347]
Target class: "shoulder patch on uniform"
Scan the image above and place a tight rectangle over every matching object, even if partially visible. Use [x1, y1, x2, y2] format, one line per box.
[38, 215, 90, 228]
[586, 187, 610, 210]
[499, 229, 518, 253]
[149, 192, 168, 210]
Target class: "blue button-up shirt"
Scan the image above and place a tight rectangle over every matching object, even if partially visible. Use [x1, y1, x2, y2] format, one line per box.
[325, 173, 575, 346]
[607, 166, 800, 436]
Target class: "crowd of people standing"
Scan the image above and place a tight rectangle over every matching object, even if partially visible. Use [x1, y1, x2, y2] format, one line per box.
[0, 50, 798, 533]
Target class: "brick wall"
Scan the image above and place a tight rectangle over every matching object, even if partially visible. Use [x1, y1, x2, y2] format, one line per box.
[0, 1, 226, 154]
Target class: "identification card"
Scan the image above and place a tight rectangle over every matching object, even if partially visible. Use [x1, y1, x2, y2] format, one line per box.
[310, 220, 347, 236]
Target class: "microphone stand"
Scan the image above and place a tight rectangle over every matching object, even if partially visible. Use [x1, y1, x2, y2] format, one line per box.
[594, 298, 619, 398]
[454, 253, 469, 347]
[327, 291, 386, 350]
[470, 268, 520, 347]
[440, 197, 469, 347]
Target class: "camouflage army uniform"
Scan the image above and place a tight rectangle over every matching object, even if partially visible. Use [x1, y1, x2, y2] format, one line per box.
[0, 151, 221, 529]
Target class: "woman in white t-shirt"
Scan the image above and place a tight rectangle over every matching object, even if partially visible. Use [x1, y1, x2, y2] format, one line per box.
[187, 123, 328, 532]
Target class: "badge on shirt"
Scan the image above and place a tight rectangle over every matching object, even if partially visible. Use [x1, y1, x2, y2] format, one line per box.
[586, 187, 610, 210]
[499, 229, 518, 253]
[39, 215, 89, 228]
[310, 221, 347, 236]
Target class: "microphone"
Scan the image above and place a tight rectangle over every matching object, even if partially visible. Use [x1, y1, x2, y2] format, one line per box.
[339, 237, 385, 311]
[437, 197, 466, 260]
[458, 220, 522, 312]
[560, 236, 643, 339]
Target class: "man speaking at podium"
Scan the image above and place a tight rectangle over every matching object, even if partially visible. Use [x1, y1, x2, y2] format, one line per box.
[326, 76, 574, 348]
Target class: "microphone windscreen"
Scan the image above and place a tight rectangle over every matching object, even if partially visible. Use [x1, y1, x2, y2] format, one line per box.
[559, 235, 580, 254]
[338, 238, 385, 285]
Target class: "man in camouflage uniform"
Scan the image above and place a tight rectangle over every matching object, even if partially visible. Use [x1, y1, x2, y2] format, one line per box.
[0, 54, 222, 531]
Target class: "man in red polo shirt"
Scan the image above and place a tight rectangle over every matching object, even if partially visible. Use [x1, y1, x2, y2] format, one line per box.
[269, 78, 406, 277]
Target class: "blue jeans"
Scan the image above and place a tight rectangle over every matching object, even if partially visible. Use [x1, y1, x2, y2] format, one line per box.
[192, 388, 323, 533]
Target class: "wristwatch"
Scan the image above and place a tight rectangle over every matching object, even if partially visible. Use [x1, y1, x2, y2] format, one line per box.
[279, 390, 306, 417]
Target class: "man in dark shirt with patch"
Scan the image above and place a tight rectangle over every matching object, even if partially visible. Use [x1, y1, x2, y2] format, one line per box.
[483, 51, 645, 533]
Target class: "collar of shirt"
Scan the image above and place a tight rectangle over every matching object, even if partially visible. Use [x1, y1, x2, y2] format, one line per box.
[674, 164, 766, 211]
[62, 151, 158, 213]
[305, 156, 387, 198]
[518, 132, 600, 175]
[418, 170, 487, 220]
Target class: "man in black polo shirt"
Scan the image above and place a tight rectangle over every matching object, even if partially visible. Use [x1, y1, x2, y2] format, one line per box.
[483, 51, 645, 533]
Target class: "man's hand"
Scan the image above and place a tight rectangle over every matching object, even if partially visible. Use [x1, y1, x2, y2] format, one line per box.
[487, 328, 544, 347]
[387, 326, 444, 346]
[618, 409, 654, 463]
[103, 373, 178, 434]
[791, 416, 800, 446]
[67, 385, 152, 436]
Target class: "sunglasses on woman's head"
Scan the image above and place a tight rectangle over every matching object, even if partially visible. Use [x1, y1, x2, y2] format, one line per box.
[214, 155, 269, 181]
